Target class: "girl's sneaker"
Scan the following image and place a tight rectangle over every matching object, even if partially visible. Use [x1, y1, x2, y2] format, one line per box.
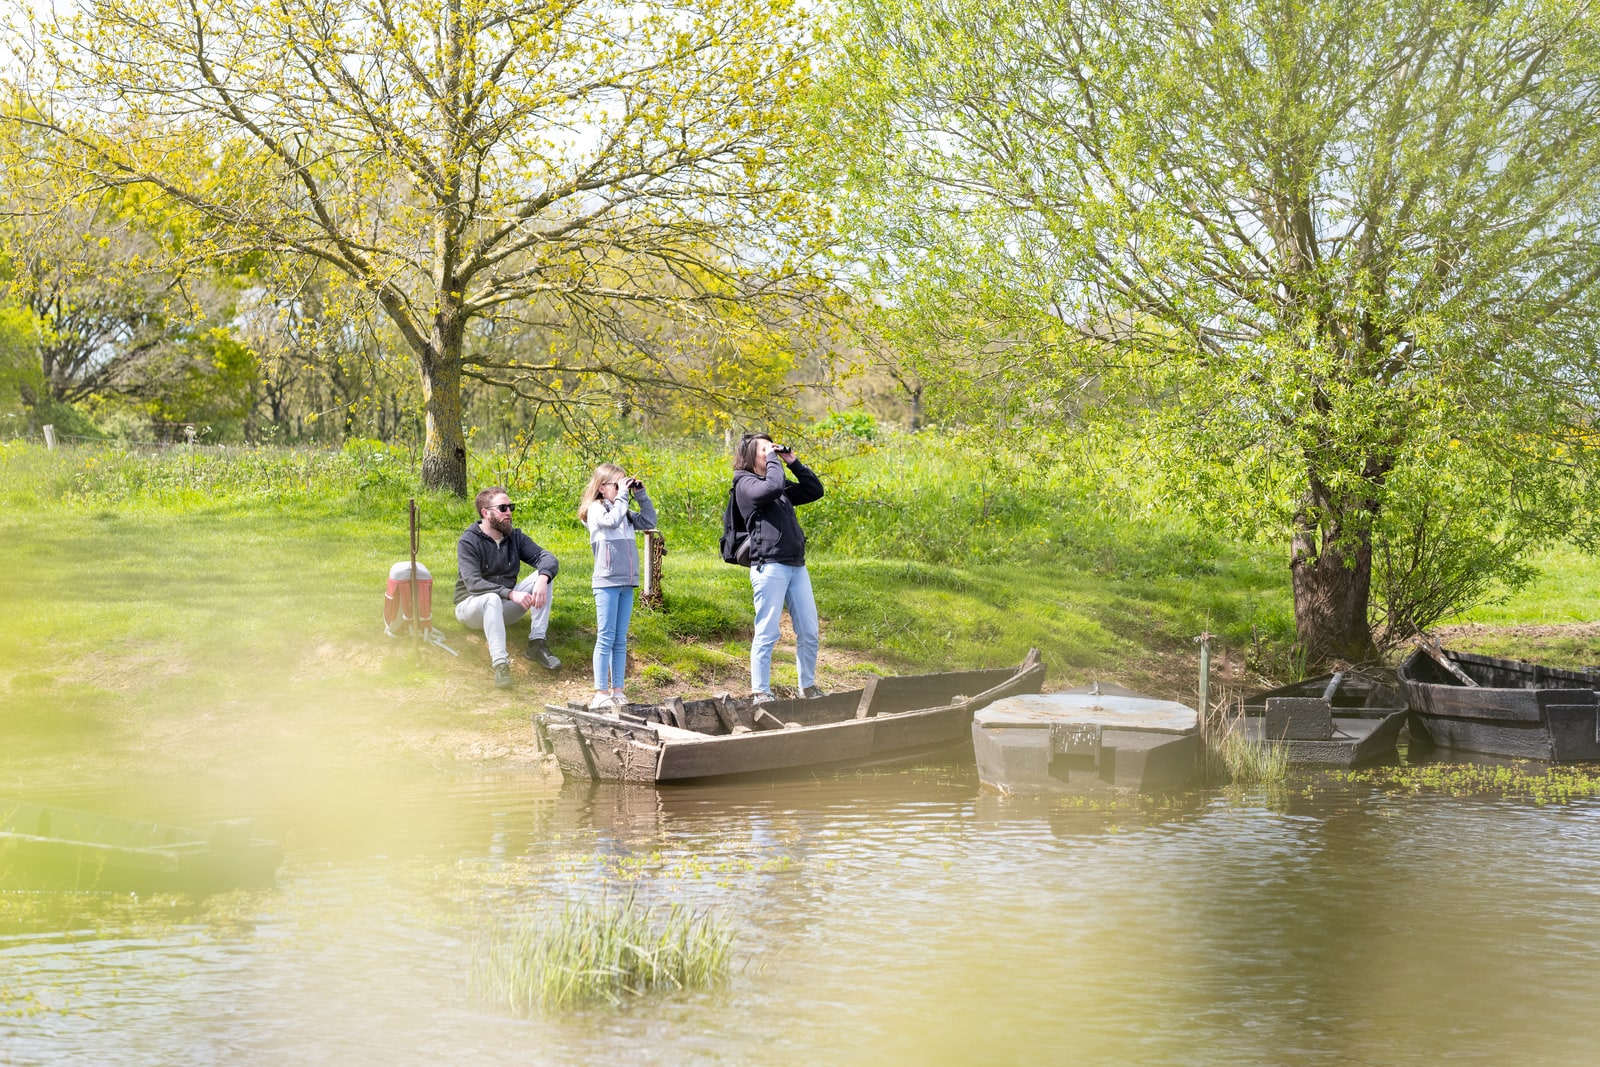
[610, 691, 628, 708]
[588, 691, 616, 710]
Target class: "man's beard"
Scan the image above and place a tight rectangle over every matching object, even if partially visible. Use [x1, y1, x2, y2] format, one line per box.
[490, 511, 513, 534]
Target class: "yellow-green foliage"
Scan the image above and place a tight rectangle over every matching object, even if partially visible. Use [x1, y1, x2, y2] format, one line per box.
[1343, 763, 1600, 805]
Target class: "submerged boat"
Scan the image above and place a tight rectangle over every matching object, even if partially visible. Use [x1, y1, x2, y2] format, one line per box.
[536, 650, 1045, 783]
[1237, 671, 1409, 767]
[0, 800, 285, 893]
[972, 683, 1200, 794]
[1398, 646, 1600, 761]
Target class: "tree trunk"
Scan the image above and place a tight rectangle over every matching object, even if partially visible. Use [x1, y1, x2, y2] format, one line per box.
[1289, 498, 1378, 665]
[418, 304, 467, 496]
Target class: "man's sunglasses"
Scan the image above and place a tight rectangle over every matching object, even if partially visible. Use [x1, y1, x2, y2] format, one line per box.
[491, 503, 515, 514]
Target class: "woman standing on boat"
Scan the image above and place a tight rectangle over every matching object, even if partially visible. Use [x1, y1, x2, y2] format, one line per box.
[579, 463, 658, 709]
[732, 433, 825, 703]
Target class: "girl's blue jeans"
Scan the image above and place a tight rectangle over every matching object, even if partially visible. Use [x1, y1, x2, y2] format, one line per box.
[593, 585, 635, 690]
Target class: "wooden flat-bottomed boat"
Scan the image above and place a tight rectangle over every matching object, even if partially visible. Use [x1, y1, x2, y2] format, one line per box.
[536, 650, 1045, 783]
[1398, 646, 1600, 761]
[971, 683, 1200, 793]
[0, 799, 285, 893]
[1237, 671, 1409, 768]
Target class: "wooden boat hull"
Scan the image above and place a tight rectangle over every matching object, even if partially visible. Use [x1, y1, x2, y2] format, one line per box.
[0, 800, 285, 894]
[1236, 712, 1407, 768]
[1398, 648, 1600, 762]
[1239, 671, 1409, 768]
[973, 684, 1200, 794]
[538, 651, 1046, 783]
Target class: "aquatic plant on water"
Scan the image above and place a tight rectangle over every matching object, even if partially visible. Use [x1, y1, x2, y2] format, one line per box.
[473, 895, 736, 1014]
[1342, 763, 1600, 805]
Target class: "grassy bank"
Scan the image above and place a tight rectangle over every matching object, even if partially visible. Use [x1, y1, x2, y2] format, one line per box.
[4, 430, 1572, 780]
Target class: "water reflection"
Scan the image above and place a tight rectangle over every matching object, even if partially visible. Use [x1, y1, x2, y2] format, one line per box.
[4, 767, 1600, 1065]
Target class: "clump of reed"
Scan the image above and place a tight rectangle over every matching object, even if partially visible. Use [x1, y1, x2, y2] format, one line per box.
[472, 895, 736, 1015]
[1198, 691, 1291, 786]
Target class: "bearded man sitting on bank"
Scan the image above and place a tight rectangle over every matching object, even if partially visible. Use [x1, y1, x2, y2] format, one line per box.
[455, 486, 562, 689]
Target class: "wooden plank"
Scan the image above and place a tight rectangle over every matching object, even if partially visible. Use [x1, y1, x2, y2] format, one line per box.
[855, 676, 880, 719]
[752, 707, 788, 731]
[656, 718, 877, 780]
[1320, 672, 1344, 703]
[1418, 639, 1480, 687]
[865, 667, 1020, 717]
[712, 693, 752, 735]
[665, 696, 688, 731]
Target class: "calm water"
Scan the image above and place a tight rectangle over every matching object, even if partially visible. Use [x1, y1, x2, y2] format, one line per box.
[4, 766, 1600, 1065]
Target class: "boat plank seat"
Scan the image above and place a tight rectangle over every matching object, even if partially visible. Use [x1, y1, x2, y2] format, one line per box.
[1265, 696, 1334, 741]
[648, 721, 713, 742]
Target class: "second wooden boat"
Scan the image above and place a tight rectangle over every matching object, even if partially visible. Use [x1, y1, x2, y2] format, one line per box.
[536, 650, 1045, 783]
[1237, 671, 1409, 767]
[1398, 646, 1600, 761]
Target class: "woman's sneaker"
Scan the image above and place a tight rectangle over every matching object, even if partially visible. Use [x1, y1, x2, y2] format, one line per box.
[801, 685, 828, 699]
[588, 691, 616, 710]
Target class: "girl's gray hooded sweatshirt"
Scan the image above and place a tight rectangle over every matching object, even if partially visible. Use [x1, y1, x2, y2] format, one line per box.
[584, 489, 659, 588]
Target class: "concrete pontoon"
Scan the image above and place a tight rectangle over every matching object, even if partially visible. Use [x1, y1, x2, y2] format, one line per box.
[973, 683, 1199, 794]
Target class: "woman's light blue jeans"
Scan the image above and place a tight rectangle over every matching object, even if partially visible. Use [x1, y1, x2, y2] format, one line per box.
[593, 585, 635, 690]
[749, 562, 819, 695]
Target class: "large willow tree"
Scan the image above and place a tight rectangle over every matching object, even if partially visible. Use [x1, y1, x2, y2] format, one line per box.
[8, 0, 831, 493]
[829, 0, 1600, 661]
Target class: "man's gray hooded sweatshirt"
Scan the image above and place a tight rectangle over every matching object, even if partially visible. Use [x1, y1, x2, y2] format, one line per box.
[454, 525, 559, 604]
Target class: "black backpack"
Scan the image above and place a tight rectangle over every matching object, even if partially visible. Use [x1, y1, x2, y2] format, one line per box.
[719, 486, 752, 566]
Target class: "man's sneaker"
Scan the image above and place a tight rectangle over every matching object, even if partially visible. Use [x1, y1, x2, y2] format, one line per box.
[751, 691, 777, 707]
[588, 691, 616, 710]
[493, 662, 513, 690]
[801, 685, 828, 699]
[524, 638, 561, 670]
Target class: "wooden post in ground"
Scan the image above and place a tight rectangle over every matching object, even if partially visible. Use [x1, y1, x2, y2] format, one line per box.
[640, 530, 665, 609]
[42, 425, 55, 451]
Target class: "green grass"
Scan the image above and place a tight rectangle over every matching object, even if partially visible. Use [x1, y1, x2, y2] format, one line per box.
[1455, 545, 1600, 626]
[0, 433, 1326, 777]
[1197, 697, 1291, 787]
[1213, 727, 1291, 786]
[472, 896, 736, 1014]
[2, 432, 1594, 777]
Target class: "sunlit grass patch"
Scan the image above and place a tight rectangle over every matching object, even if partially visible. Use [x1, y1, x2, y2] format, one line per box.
[472, 895, 736, 1014]
[1199, 696, 1290, 786]
[1218, 728, 1290, 785]
[1342, 763, 1600, 805]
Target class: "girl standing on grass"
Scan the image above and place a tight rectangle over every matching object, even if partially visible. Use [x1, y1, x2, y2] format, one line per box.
[578, 463, 658, 709]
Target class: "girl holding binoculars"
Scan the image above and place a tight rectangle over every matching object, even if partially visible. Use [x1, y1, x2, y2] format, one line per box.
[578, 463, 658, 709]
